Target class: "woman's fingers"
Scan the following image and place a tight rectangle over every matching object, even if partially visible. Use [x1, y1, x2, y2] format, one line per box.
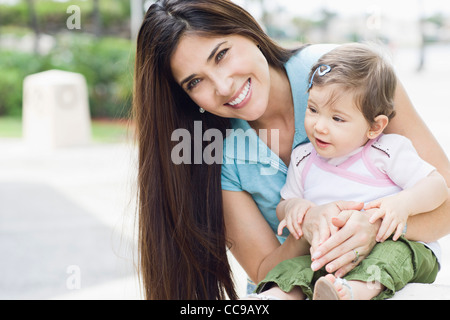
[324, 249, 361, 275]
[306, 210, 330, 254]
[331, 210, 353, 229]
[304, 201, 364, 257]
[333, 254, 363, 278]
[311, 212, 355, 262]
[311, 211, 379, 272]
[309, 215, 331, 257]
[311, 210, 353, 262]
[310, 230, 354, 271]
[335, 200, 364, 212]
[318, 214, 331, 245]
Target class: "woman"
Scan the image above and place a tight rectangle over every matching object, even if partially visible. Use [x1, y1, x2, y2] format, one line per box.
[133, 0, 450, 300]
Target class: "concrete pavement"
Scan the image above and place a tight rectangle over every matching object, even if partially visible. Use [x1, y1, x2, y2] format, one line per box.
[0, 140, 141, 299]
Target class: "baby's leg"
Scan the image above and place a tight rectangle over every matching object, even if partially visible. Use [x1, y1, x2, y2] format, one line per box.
[314, 274, 384, 300]
[342, 237, 438, 299]
[252, 255, 316, 299]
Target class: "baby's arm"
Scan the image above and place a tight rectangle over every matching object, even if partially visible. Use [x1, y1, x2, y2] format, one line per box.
[276, 198, 315, 240]
[277, 144, 315, 240]
[365, 171, 448, 242]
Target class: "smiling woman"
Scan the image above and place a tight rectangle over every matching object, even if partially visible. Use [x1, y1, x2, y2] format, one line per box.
[133, 0, 299, 300]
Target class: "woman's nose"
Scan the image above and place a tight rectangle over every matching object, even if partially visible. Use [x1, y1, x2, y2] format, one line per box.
[213, 73, 233, 97]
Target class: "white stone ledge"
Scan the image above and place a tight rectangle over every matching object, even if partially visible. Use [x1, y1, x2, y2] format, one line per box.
[389, 283, 450, 300]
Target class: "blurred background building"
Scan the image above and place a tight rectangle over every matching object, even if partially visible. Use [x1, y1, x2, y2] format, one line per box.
[0, 0, 449, 299]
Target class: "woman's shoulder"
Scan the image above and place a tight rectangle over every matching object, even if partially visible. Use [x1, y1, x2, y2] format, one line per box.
[284, 44, 339, 98]
[287, 44, 339, 69]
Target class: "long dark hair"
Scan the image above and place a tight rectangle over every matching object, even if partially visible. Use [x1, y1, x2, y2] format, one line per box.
[133, 0, 298, 300]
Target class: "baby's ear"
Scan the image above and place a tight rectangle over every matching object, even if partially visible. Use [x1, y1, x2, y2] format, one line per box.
[367, 115, 389, 140]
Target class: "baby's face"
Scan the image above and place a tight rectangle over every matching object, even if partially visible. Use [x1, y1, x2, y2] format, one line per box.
[305, 84, 372, 159]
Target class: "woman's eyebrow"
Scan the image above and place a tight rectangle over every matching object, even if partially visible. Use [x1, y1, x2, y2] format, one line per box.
[180, 74, 197, 88]
[180, 41, 228, 88]
[207, 41, 228, 62]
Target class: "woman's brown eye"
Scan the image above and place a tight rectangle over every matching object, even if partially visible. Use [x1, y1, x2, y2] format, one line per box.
[216, 49, 229, 63]
[187, 78, 201, 91]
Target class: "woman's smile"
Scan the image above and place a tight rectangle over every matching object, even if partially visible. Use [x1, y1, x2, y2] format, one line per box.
[225, 78, 252, 109]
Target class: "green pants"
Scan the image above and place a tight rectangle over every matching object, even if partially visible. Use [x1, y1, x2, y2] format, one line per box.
[257, 237, 439, 300]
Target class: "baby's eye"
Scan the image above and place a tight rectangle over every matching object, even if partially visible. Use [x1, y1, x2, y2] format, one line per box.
[187, 78, 201, 91]
[333, 116, 345, 122]
[307, 106, 318, 113]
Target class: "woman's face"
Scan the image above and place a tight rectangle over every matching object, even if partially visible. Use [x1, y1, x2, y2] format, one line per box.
[170, 33, 271, 121]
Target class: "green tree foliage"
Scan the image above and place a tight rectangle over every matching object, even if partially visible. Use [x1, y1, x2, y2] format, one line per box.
[0, 34, 135, 118]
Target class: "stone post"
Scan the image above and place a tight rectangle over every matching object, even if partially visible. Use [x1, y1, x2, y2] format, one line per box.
[23, 70, 92, 149]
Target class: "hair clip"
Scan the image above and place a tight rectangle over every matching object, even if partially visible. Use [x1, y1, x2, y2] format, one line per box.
[308, 64, 332, 89]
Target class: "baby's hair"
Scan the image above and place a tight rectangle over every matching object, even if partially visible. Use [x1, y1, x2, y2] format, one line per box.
[308, 43, 397, 124]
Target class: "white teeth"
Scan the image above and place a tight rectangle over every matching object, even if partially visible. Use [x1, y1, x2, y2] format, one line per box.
[228, 80, 250, 106]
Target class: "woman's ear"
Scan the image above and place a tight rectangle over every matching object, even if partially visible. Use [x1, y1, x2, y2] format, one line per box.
[367, 115, 389, 140]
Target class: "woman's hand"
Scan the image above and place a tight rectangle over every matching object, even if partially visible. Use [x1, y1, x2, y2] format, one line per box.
[301, 201, 364, 255]
[309, 209, 380, 278]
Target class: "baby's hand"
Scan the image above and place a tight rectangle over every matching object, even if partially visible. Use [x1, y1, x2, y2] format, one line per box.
[277, 199, 314, 239]
[365, 196, 409, 242]
[277, 216, 303, 240]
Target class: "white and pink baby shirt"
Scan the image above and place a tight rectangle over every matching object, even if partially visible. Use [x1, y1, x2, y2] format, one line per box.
[280, 133, 441, 263]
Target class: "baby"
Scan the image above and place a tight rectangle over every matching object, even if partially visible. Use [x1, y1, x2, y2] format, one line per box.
[252, 43, 447, 300]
